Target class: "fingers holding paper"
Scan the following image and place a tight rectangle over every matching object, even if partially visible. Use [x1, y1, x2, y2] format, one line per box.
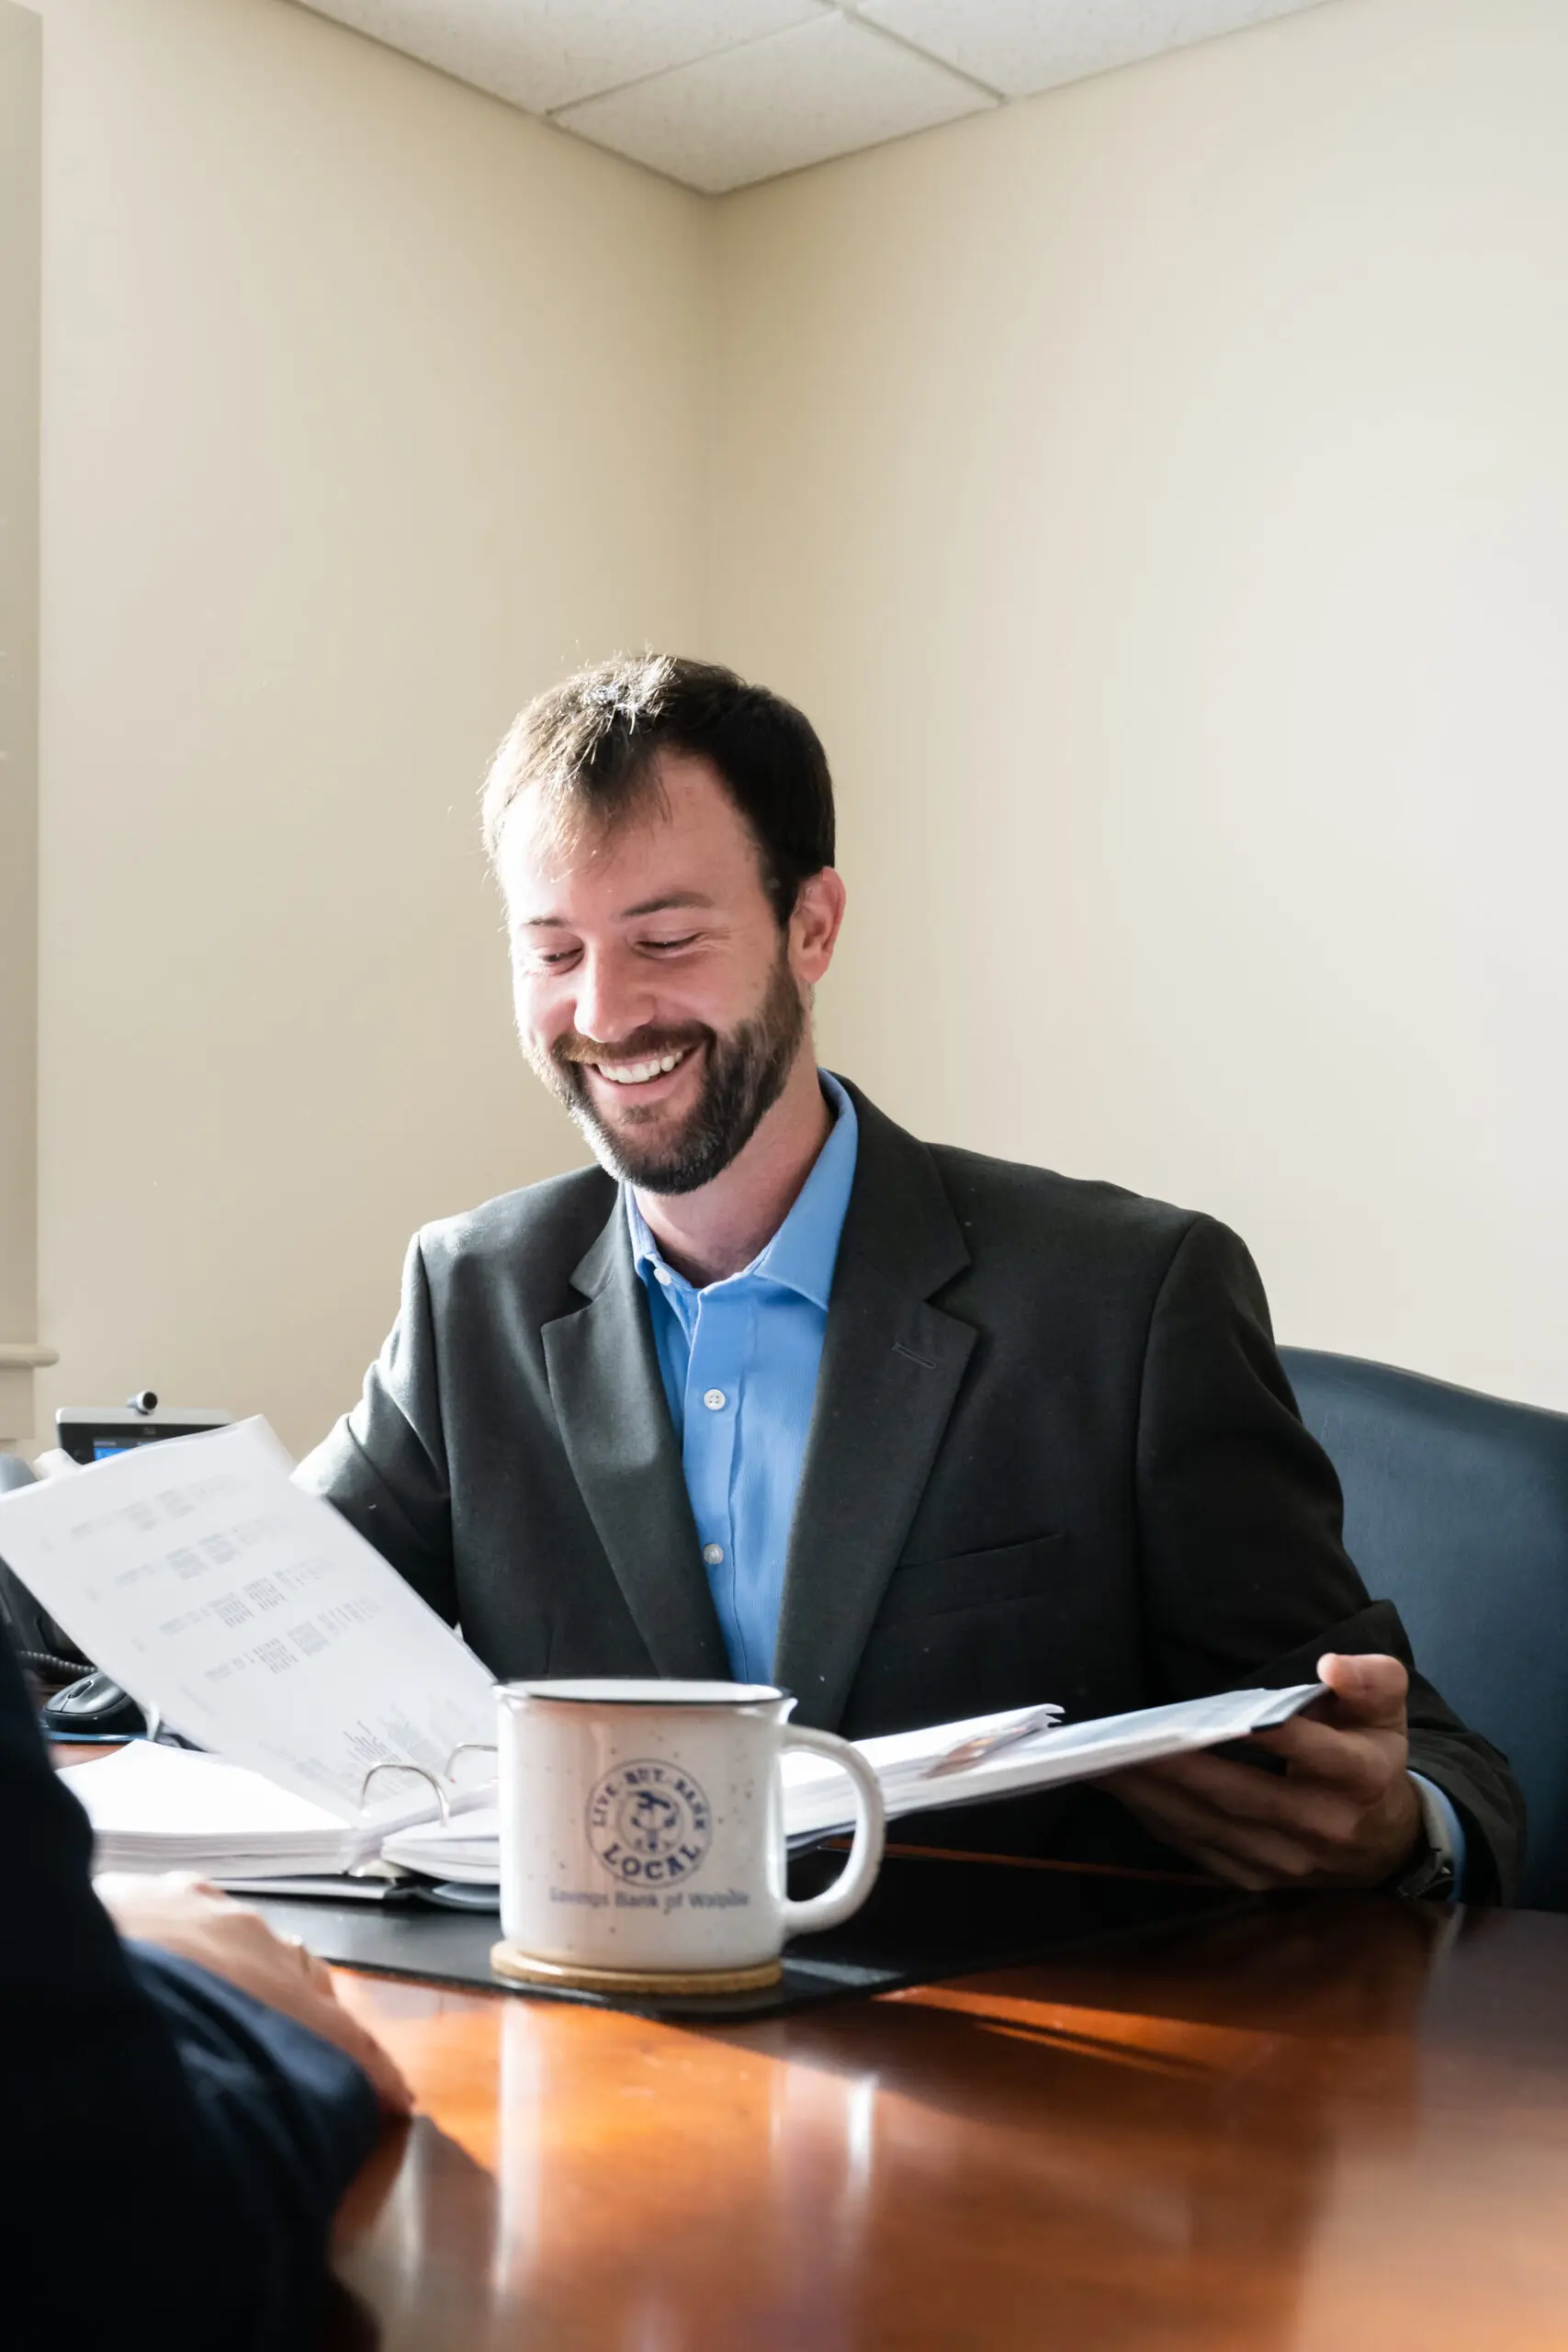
[95, 1872, 414, 2117]
[1106, 1654, 1425, 1893]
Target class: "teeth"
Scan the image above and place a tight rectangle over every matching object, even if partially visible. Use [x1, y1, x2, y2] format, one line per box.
[594, 1048, 687, 1086]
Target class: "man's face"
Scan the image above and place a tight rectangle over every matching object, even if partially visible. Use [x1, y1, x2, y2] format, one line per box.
[499, 752, 826, 1193]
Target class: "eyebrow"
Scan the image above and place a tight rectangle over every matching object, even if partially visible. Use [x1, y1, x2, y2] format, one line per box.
[516, 890, 716, 931]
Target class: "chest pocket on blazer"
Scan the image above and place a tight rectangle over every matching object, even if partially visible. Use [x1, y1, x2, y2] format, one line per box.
[873, 1532, 1066, 1625]
[848, 1534, 1068, 1734]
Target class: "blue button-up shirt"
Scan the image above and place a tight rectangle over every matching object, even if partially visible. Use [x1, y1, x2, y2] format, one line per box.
[626, 1071, 858, 1682]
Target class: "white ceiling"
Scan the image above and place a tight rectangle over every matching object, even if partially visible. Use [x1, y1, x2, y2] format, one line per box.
[291, 0, 1336, 195]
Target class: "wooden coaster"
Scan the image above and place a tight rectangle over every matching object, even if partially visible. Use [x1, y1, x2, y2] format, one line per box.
[489, 1940, 784, 1996]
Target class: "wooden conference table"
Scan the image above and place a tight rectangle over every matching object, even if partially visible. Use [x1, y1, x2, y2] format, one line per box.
[321, 1871, 1568, 2351]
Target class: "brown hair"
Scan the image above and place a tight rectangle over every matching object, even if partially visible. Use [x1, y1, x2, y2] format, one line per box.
[481, 654, 836, 926]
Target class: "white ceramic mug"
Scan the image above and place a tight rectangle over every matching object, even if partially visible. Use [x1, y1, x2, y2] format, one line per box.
[486, 1679, 886, 1992]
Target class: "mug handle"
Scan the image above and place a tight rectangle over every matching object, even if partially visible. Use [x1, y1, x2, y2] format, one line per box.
[777, 1725, 887, 1937]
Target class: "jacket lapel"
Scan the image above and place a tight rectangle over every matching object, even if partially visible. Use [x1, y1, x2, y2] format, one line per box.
[773, 1088, 975, 1729]
[542, 1201, 730, 1679]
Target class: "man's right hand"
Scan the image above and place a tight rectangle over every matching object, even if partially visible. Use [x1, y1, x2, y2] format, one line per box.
[95, 1872, 413, 2119]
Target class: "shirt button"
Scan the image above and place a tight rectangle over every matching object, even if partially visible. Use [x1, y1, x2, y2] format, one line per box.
[702, 1544, 725, 1566]
[703, 1388, 727, 1411]
[655, 1268, 671, 1285]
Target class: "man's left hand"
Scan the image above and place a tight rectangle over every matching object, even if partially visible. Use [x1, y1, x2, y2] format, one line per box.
[1108, 1653, 1425, 1892]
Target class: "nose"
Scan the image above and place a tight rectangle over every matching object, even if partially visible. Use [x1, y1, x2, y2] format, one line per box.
[570, 945, 655, 1047]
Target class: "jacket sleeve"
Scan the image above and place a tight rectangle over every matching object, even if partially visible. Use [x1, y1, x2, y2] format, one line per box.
[0, 1634, 379, 2346]
[1134, 1214, 1525, 1902]
[294, 1231, 459, 1622]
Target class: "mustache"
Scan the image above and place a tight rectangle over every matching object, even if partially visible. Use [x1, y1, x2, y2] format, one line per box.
[552, 1024, 710, 1068]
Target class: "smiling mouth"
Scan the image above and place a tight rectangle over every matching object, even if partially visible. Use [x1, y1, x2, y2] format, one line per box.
[587, 1046, 693, 1088]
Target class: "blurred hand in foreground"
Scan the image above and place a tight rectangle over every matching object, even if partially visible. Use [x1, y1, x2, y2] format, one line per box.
[96, 1871, 413, 2117]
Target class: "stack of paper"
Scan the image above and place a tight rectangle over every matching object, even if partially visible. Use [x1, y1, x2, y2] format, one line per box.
[61, 1742, 378, 1877]
[380, 1808, 504, 1883]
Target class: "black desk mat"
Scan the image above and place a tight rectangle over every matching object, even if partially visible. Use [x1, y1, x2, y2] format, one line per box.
[252, 1849, 1245, 2021]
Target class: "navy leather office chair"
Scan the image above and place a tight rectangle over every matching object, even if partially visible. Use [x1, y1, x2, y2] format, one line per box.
[1280, 1347, 1568, 1911]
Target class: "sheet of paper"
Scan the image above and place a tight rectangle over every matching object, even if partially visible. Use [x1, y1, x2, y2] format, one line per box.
[779, 1683, 1327, 1839]
[0, 1419, 496, 1822]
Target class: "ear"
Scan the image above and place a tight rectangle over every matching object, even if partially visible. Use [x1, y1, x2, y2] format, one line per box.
[789, 867, 846, 985]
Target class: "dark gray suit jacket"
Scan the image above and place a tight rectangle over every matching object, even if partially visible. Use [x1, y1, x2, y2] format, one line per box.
[299, 1082, 1524, 1898]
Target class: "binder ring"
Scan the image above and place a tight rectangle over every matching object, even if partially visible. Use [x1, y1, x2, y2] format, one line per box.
[357, 1760, 451, 1824]
[445, 1741, 498, 1782]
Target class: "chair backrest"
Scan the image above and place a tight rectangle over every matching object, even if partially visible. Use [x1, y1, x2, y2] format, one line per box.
[1280, 1346, 1568, 1911]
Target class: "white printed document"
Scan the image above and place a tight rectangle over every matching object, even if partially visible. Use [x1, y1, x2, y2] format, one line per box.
[0, 1419, 495, 1824]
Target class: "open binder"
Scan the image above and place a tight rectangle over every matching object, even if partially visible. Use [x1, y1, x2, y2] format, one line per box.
[6, 1419, 1323, 1885]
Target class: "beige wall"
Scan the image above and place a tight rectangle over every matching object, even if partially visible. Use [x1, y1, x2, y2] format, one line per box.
[712, 0, 1568, 1410]
[20, 0, 1567, 1453]
[28, 0, 710, 1456]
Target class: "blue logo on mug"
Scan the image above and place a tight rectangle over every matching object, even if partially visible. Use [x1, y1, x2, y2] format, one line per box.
[586, 1759, 713, 1886]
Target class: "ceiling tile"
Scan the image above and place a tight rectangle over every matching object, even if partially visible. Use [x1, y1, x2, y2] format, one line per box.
[293, 1, 828, 119]
[854, 0, 1331, 102]
[553, 12, 994, 194]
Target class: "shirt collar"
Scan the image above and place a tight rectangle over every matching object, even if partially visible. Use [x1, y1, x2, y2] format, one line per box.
[626, 1069, 858, 1310]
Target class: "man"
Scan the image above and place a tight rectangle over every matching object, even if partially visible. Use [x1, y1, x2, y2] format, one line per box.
[1, 1628, 410, 2346]
[299, 657, 1522, 1901]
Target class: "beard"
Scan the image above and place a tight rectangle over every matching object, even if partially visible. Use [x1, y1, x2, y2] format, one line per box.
[528, 946, 807, 1195]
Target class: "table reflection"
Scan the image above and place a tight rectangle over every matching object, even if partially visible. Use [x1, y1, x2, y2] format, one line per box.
[333, 1894, 1479, 2350]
